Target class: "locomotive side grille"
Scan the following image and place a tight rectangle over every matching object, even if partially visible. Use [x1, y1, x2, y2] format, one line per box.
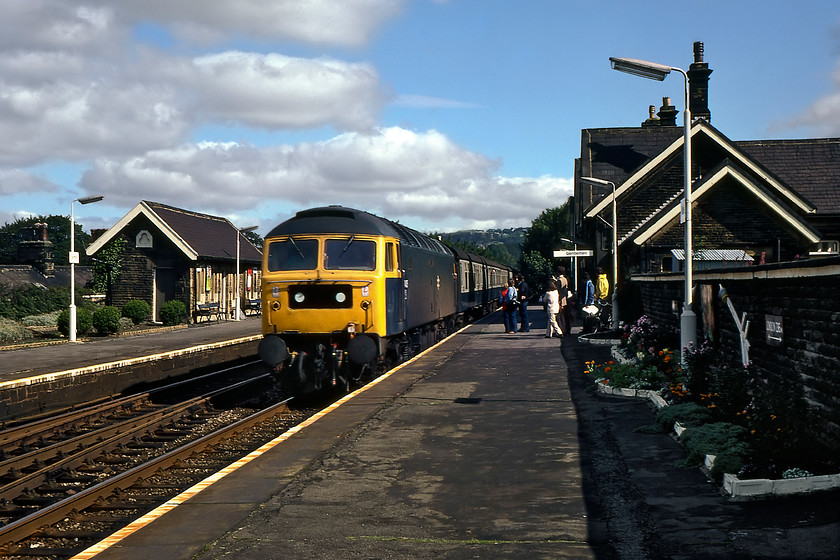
[288, 284, 354, 309]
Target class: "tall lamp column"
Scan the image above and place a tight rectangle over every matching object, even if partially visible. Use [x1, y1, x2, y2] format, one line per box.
[609, 56, 696, 361]
[69, 195, 104, 342]
[235, 225, 259, 321]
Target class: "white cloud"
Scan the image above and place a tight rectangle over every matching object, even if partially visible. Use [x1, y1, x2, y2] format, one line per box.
[0, 168, 60, 196]
[189, 52, 388, 130]
[79, 127, 571, 230]
[93, 0, 405, 47]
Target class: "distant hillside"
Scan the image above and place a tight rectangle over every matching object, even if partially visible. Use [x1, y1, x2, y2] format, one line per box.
[436, 227, 527, 268]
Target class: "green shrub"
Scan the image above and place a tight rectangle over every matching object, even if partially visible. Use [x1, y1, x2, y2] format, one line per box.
[0, 317, 33, 344]
[679, 422, 750, 468]
[92, 305, 122, 335]
[160, 300, 187, 326]
[710, 451, 748, 484]
[56, 308, 93, 337]
[121, 300, 151, 325]
[20, 311, 61, 327]
[0, 285, 69, 320]
[119, 317, 134, 332]
[656, 402, 715, 432]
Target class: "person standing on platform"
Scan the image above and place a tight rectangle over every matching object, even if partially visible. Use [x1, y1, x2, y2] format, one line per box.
[499, 278, 518, 334]
[543, 280, 562, 338]
[554, 267, 570, 336]
[583, 271, 596, 306]
[596, 266, 610, 302]
[516, 274, 530, 332]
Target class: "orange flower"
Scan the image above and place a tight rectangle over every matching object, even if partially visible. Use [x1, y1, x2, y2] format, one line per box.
[604, 366, 612, 372]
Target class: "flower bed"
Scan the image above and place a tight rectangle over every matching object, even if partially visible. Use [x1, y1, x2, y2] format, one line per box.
[581, 315, 840, 499]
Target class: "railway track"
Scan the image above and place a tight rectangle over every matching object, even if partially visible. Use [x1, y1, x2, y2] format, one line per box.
[0, 360, 316, 559]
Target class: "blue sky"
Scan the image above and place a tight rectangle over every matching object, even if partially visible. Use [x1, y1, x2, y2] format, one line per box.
[2, 0, 839, 236]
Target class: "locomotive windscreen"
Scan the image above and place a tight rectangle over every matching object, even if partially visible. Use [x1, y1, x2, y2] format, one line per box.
[267, 238, 318, 271]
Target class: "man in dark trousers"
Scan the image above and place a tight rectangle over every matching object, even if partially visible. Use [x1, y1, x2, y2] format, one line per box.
[516, 274, 530, 332]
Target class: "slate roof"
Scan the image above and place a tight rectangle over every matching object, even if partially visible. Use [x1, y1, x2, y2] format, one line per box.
[580, 126, 683, 186]
[144, 202, 262, 262]
[579, 121, 838, 247]
[87, 201, 262, 264]
[0, 265, 93, 290]
[736, 138, 840, 215]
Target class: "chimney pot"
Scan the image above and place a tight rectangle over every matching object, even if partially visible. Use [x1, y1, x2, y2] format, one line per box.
[694, 41, 704, 63]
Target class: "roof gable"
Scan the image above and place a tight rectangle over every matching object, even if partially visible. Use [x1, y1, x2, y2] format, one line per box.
[87, 201, 262, 263]
[585, 120, 817, 220]
[628, 161, 821, 246]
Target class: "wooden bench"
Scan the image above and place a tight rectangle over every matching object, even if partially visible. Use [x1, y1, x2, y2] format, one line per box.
[243, 298, 262, 316]
[196, 302, 222, 323]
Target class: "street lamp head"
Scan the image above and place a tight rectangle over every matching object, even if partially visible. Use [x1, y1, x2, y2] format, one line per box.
[610, 57, 671, 81]
[239, 225, 259, 233]
[580, 176, 614, 188]
[77, 195, 104, 205]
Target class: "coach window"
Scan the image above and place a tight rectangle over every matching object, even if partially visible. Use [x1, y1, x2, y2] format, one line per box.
[267, 238, 318, 271]
[325, 238, 376, 270]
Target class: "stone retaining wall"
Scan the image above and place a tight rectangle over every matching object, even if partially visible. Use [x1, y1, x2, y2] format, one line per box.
[0, 336, 260, 422]
[629, 256, 840, 448]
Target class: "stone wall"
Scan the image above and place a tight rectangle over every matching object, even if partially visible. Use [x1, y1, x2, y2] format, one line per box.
[629, 256, 840, 448]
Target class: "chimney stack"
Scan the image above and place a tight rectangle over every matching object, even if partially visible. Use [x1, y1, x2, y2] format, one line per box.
[641, 104, 660, 127]
[657, 97, 678, 127]
[18, 223, 55, 277]
[687, 41, 712, 122]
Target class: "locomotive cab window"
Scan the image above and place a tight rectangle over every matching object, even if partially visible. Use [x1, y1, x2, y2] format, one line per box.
[267, 238, 318, 271]
[385, 242, 398, 272]
[325, 238, 376, 270]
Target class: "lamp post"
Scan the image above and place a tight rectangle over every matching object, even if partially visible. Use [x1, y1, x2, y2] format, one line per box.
[610, 56, 696, 360]
[69, 195, 104, 342]
[235, 225, 259, 321]
[559, 237, 579, 291]
[579, 177, 618, 329]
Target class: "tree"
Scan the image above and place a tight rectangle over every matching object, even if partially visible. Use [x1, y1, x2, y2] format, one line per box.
[0, 215, 92, 266]
[90, 236, 127, 297]
[243, 230, 264, 250]
[518, 199, 573, 292]
[519, 201, 572, 263]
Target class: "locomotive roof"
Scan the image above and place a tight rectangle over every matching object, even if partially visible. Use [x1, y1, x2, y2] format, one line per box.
[267, 206, 451, 255]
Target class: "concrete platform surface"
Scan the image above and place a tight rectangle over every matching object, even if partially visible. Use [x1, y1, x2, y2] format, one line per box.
[75, 308, 839, 560]
[0, 317, 262, 383]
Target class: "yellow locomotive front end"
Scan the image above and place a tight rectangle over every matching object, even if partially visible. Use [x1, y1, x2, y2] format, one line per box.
[258, 225, 402, 393]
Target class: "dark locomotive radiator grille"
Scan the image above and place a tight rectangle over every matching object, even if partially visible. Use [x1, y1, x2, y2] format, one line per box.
[288, 284, 354, 309]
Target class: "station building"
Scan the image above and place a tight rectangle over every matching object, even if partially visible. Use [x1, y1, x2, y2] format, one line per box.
[87, 201, 262, 323]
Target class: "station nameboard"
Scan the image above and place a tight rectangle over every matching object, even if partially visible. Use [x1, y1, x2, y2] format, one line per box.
[765, 314, 783, 347]
[553, 249, 593, 258]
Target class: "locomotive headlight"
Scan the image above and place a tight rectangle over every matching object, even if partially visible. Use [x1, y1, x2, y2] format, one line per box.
[335, 292, 347, 303]
[294, 292, 305, 303]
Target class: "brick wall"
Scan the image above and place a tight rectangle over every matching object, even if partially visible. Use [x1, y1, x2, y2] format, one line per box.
[630, 256, 840, 448]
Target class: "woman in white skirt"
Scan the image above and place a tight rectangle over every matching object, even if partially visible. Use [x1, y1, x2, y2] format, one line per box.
[544, 280, 562, 338]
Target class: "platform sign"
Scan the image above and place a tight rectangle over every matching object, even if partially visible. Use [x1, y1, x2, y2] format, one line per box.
[766, 314, 783, 347]
[553, 249, 593, 258]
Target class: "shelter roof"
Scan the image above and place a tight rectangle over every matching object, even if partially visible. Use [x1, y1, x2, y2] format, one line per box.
[86, 201, 262, 263]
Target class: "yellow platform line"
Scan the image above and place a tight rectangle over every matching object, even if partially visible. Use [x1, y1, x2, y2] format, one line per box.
[0, 335, 262, 390]
[70, 324, 472, 559]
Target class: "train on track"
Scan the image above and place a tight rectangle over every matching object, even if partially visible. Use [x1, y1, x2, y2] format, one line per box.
[257, 205, 513, 393]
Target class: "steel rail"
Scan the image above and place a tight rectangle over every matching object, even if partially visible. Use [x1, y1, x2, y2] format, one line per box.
[0, 390, 291, 549]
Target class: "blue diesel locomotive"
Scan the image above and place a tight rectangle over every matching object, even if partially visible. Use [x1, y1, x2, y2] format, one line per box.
[257, 206, 511, 393]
